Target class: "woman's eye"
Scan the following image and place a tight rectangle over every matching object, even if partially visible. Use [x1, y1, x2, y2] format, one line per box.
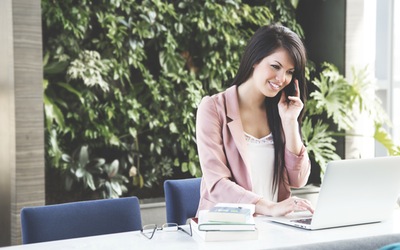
[287, 71, 294, 75]
[271, 65, 280, 70]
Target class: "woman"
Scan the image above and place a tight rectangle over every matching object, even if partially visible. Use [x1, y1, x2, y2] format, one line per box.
[196, 24, 314, 217]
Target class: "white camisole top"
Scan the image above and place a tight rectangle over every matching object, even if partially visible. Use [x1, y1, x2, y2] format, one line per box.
[245, 132, 278, 202]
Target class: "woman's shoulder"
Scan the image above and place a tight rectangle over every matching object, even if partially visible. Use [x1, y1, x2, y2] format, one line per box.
[197, 85, 238, 121]
[200, 85, 237, 105]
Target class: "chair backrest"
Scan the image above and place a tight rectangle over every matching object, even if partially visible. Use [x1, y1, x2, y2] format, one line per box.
[164, 178, 201, 225]
[20, 196, 142, 244]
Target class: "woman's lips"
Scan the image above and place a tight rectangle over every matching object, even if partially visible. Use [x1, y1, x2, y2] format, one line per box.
[269, 81, 281, 90]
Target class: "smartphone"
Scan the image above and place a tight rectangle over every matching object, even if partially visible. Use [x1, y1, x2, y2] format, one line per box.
[284, 78, 296, 100]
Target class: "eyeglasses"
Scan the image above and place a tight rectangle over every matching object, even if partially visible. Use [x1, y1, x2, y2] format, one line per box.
[140, 222, 192, 240]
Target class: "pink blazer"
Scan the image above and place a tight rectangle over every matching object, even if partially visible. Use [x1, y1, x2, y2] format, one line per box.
[196, 85, 311, 213]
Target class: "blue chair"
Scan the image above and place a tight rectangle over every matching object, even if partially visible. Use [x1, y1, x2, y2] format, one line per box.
[379, 243, 400, 250]
[164, 178, 201, 225]
[20, 197, 142, 244]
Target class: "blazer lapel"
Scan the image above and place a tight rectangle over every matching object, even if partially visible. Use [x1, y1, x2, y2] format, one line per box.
[225, 86, 251, 172]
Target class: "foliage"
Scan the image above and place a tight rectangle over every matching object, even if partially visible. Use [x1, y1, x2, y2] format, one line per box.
[374, 124, 400, 156]
[304, 63, 397, 175]
[302, 117, 341, 175]
[43, 0, 301, 200]
[62, 145, 129, 198]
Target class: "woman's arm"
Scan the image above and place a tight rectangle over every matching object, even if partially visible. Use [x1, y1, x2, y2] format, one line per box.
[278, 80, 311, 187]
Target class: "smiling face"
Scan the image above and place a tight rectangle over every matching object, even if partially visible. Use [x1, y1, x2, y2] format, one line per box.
[251, 47, 295, 98]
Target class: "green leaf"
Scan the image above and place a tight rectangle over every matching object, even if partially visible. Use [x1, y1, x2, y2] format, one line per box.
[61, 154, 72, 163]
[56, 82, 85, 104]
[188, 162, 197, 176]
[111, 181, 122, 196]
[86, 173, 96, 191]
[108, 160, 119, 177]
[374, 124, 398, 155]
[104, 182, 112, 198]
[129, 127, 137, 138]
[181, 162, 188, 172]
[109, 135, 121, 146]
[290, 0, 299, 9]
[133, 174, 144, 188]
[44, 94, 65, 129]
[78, 145, 89, 167]
[169, 122, 178, 133]
[75, 168, 85, 178]
[44, 60, 69, 75]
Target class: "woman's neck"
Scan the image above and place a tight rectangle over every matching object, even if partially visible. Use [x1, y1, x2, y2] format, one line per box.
[237, 81, 270, 138]
[237, 80, 266, 111]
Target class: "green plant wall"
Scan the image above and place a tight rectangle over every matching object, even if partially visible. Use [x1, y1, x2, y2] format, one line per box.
[43, 0, 306, 201]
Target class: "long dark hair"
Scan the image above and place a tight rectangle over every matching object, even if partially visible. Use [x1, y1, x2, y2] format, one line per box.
[231, 24, 307, 195]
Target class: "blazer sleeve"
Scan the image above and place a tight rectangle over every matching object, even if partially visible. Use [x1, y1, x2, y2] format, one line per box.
[196, 96, 262, 207]
[284, 145, 311, 188]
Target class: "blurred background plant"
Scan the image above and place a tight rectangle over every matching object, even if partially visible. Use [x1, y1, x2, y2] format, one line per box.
[303, 63, 399, 178]
[61, 145, 131, 199]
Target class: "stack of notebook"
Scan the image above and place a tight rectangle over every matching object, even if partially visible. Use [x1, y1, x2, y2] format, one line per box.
[190, 203, 258, 242]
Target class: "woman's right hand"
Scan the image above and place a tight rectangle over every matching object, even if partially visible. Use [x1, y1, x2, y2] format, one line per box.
[256, 196, 314, 217]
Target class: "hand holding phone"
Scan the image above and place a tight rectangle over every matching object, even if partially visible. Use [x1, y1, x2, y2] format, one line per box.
[278, 78, 303, 117]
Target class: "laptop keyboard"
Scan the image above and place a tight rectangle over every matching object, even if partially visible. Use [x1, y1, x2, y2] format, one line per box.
[292, 218, 312, 225]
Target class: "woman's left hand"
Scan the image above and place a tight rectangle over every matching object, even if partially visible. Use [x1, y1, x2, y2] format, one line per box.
[278, 79, 303, 122]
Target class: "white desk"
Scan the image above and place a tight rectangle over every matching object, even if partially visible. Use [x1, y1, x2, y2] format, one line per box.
[3, 208, 400, 250]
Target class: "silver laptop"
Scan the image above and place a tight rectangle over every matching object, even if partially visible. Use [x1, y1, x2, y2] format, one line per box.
[268, 156, 400, 230]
